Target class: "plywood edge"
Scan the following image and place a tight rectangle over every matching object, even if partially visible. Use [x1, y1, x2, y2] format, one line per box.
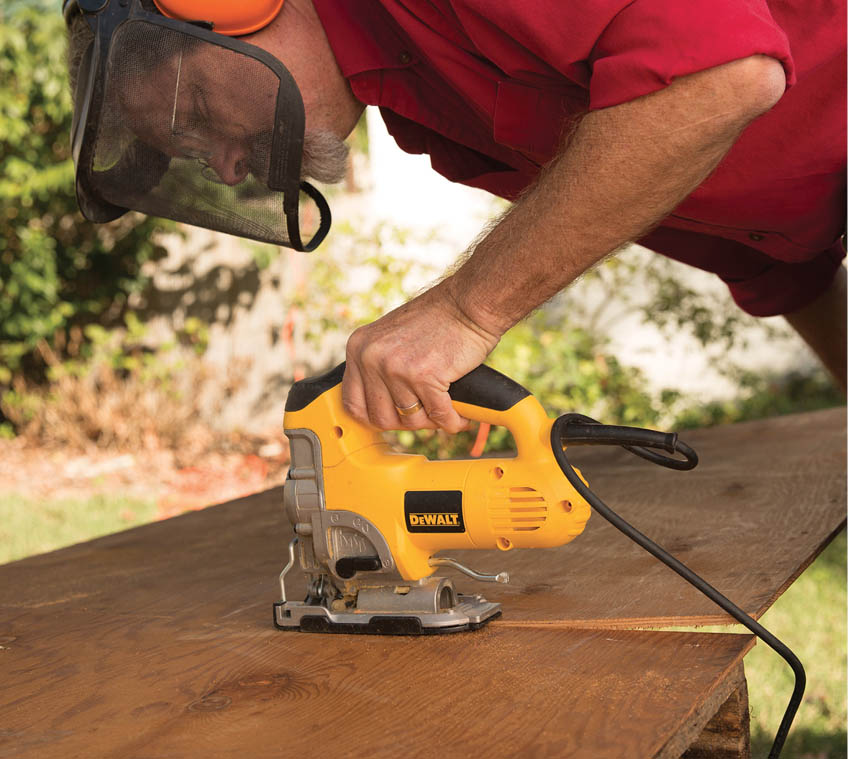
[681, 679, 751, 759]
[497, 521, 847, 631]
[653, 661, 748, 759]
[496, 616, 737, 630]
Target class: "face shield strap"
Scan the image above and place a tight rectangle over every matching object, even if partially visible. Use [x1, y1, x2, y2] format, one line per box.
[288, 181, 331, 252]
[63, 0, 333, 252]
[266, 55, 332, 252]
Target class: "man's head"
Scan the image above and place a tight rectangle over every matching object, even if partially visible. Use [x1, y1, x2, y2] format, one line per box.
[64, 0, 356, 249]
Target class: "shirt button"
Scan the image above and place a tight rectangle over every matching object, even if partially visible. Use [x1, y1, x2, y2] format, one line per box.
[748, 232, 765, 241]
[398, 51, 412, 65]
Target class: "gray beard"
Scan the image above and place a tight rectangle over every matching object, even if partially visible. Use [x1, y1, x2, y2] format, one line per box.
[301, 130, 349, 184]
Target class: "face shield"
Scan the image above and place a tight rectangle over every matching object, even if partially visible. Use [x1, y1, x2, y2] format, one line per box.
[63, 0, 330, 251]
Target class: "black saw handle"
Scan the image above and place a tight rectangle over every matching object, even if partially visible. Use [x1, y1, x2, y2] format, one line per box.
[285, 361, 531, 414]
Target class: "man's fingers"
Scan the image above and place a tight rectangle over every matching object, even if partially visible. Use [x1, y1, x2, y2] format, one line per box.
[383, 371, 464, 432]
[393, 394, 436, 430]
[356, 375, 418, 430]
[346, 360, 470, 433]
[418, 386, 470, 434]
[359, 373, 394, 429]
[341, 361, 369, 424]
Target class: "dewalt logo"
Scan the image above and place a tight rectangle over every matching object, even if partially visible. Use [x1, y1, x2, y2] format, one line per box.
[408, 513, 461, 527]
[404, 490, 465, 533]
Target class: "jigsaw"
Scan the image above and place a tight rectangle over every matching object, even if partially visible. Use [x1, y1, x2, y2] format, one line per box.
[274, 362, 591, 634]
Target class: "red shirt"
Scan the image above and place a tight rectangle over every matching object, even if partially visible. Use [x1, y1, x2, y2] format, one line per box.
[315, 0, 846, 316]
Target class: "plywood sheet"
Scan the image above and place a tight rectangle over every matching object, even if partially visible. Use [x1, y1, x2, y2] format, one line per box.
[0, 409, 842, 629]
[455, 407, 847, 627]
[2, 411, 833, 757]
[0, 604, 753, 759]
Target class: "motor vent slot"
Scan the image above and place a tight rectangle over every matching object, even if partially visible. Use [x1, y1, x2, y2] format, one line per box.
[489, 486, 548, 532]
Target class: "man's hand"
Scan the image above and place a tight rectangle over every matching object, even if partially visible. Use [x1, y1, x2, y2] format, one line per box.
[343, 282, 500, 432]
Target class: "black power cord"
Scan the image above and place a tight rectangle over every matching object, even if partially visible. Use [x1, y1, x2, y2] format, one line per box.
[551, 413, 805, 759]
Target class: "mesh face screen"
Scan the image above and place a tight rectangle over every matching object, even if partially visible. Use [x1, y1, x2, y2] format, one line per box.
[89, 20, 317, 245]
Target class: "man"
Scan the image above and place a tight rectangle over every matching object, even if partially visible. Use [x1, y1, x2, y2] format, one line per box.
[65, 0, 846, 432]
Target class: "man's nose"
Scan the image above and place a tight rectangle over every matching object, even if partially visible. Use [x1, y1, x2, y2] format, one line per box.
[207, 142, 250, 185]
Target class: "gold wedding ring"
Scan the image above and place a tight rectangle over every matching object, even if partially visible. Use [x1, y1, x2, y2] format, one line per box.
[395, 399, 424, 417]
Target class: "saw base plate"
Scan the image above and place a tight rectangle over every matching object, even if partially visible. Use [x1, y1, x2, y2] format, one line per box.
[273, 595, 501, 636]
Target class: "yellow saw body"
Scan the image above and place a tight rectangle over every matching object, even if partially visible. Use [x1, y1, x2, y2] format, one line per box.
[275, 362, 591, 634]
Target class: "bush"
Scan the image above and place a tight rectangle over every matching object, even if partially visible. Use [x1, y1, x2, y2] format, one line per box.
[0, 315, 240, 464]
[0, 6, 168, 385]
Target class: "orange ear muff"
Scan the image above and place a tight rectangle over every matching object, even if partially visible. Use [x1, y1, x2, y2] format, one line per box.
[152, 0, 285, 36]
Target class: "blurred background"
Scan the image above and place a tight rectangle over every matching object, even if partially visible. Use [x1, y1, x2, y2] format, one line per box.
[0, 2, 844, 755]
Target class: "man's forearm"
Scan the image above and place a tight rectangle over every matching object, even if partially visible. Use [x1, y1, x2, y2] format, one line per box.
[340, 55, 787, 432]
[443, 55, 786, 338]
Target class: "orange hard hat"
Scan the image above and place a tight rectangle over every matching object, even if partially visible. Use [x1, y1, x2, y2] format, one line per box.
[152, 0, 285, 36]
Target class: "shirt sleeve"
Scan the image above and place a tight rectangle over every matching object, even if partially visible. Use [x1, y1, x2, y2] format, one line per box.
[588, 0, 796, 109]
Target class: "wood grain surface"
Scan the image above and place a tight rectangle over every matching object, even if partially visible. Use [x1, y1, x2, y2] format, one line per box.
[0, 409, 842, 629]
[0, 609, 753, 759]
[0, 410, 836, 757]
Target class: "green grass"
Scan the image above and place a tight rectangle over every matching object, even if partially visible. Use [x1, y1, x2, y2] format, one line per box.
[0, 493, 158, 565]
[747, 530, 847, 758]
[671, 531, 846, 758]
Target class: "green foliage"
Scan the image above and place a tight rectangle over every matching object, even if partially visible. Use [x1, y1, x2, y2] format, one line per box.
[0, 313, 218, 450]
[348, 111, 370, 157]
[637, 266, 749, 350]
[490, 310, 663, 425]
[2, 1, 55, 15]
[290, 220, 440, 345]
[672, 369, 845, 429]
[44, 311, 206, 383]
[563, 247, 784, 356]
[0, 7, 168, 381]
[747, 531, 847, 759]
